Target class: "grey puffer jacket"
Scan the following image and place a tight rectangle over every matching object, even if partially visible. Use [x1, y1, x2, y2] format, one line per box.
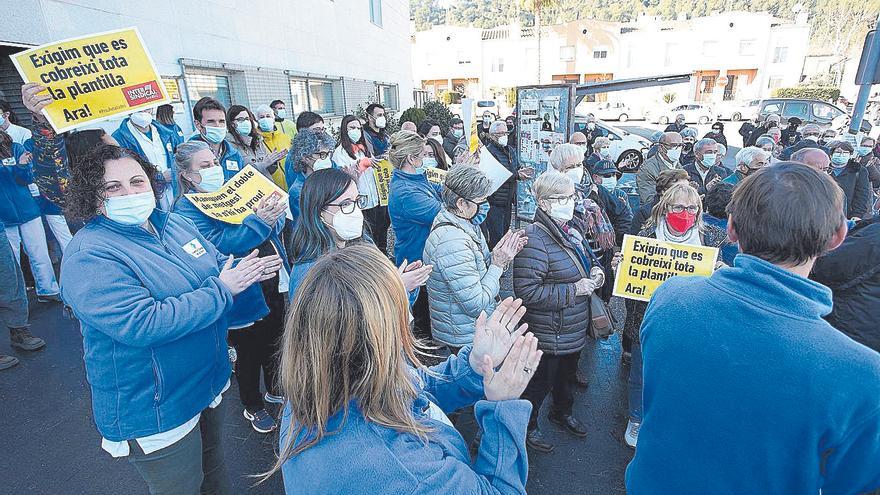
[513, 209, 591, 355]
[423, 208, 503, 348]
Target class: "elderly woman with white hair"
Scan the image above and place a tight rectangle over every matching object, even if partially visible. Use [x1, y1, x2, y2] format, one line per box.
[721, 146, 771, 186]
[225, 104, 287, 183]
[755, 135, 778, 160]
[485, 120, 532, 249]
[254, 103, 291, 189]
[423, 166, 527, 352]
[513, 171, 604, 453]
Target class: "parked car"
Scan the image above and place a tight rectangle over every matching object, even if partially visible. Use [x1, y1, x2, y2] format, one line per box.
[758, 98, 872, 133]
[572, 117, 650, 167]
[646, 103, 715, 125]
[582, 102, 642, 122]
[716, 99, 761, 121]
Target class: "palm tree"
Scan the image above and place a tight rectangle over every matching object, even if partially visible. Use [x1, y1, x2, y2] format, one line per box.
[520, 0, 559, 84]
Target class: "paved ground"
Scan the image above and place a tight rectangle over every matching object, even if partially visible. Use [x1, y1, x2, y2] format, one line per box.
[0, 286, 633, 494]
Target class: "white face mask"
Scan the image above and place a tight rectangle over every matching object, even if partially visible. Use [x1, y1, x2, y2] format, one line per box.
[548, 198, 575, 222]
[197, 166, 225, 192]
[347, 128, 362, 143]
[313, 157, 333, 171]
[430, 136, 442, 145]
[375, 116, 387, 129]
[330, 207, 364, 241]
[602, 176, 618, 190]
[599, 147, 612, 159]
[130, 111, 153, 128]
[497, 135, 508, 147]
[666, 147, 682, 162]
[104, 191, 156, 225]
[565, 166, 584, 184]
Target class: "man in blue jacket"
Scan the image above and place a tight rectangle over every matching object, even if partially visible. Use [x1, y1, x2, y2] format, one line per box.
[626, 162, 880, 494]
[189, 97, 244, 181]
[112, 107, 178, 208]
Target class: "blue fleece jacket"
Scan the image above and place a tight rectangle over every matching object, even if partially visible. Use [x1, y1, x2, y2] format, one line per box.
[626, 254, 880, 494]
[0, 143, 41, 226]
[287, 170, 307, 225]
[173, 194, 289, 327]
[154, 121, 185, 149]
[280, 346, 532, 494]
[189, 135, 245, 181]
[60, 210, 233, 441]
[388, 169, 442, 265]
[113, 118, 179, 194]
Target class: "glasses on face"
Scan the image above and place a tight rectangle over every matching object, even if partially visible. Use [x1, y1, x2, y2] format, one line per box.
[327, 195, 368, 214]
[670, 204, 699, 214]
[233, 116, 249, 123]
[546, 194, 577, 204]
[563, 162, 582, 171]
[663, 143, 683, 149]
[312, 151, 330, 160]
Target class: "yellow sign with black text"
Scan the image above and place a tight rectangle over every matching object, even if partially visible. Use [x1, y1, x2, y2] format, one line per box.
[425, 167, 447, 184]
[185, 166, 287, 225]
[10, 27, 171, 132]
[612, 234, 718, 302]
[373, 159, 394, 207]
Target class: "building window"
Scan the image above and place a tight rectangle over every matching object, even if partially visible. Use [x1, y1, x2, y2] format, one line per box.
[491, 57, 505, 72]
[702, 41, 718, 56]
[560, 46, 575, 62]
[773, 46, 788, 64]
[768, 77, 783, 89]
[369, 0, 383, 27]
[378, 84, 399, 110]
[290, 77, 341, 116]
[593, 50, 607, 59]
[185, 73, 232, 109]
[739, 39, 756, 56]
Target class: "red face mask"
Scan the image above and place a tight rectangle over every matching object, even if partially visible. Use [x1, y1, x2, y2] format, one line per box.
[666, 210, 697, 233]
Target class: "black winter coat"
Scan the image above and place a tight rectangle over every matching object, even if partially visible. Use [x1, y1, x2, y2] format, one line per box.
[513, 209, 591, 355]
[810, 217, 880, 353]
[779, 139, 826, 160]
[832, 160, 871, 219]
[703, 131, 728, 147]
[486, 141, 517, 206]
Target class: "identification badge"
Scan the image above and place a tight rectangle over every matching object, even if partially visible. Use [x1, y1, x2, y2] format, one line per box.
[28, 184, 40, 197]
[182, 238, 206, 258]
[2, 157, 15, 166]
[166, 142, 173, 152]
[225, 160, 239, 171]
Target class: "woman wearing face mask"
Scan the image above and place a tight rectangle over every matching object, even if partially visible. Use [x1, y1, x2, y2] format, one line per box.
[173, 140, 290, 434]
[442, 118, 465, 160]
[253, 104, 291, 190]
[423, 166, 527, 353]
[703, 122, 727, 147]
[225, 105, 286, 183]
[285, 129, 336, 223]
[60, 144, 281, 494]
[513, 171, 604, 454]
[828, 141, 871, 220]
[388, 130, 442, 339]
[621, 182, 726, 449]
[856, 136, 880, 192]
[586, 137, 613, 171]
[332, 115, 391, 254]
[423, 137, 449, 171]
[417, 119, 443, 145]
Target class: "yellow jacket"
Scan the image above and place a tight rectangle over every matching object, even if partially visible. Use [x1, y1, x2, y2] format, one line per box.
[261, 126, 293, 190]
[276, 119, 297, 140]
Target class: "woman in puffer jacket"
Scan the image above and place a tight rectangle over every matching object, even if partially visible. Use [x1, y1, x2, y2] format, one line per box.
[513, 171, 605, 455]
[422, 165, 526, 353]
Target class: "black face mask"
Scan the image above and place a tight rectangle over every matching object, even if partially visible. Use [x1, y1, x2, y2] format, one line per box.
[683, 142, 694, 152]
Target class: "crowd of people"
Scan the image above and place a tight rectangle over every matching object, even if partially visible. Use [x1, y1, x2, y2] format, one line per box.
[1, 81, 879, 495]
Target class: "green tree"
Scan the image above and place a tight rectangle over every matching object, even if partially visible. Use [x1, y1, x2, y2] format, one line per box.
[520, 0, 560, 83]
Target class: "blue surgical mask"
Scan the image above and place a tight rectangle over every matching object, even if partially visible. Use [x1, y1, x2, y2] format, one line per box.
[423, 157, 438, 168]
[275, 109, 287, 119]
[831, 153, 850, 167]
[700, 153, 716, 168]
[856, 146, 872, 157]
[258, 117, 274, 132]
[235, 120, 252, 136]
[198, 166, 225, 192]
[471, 202, 490, 225]
[104, 191, 156, 225]
[347, 128, 362, 143]
[0, 113, 5, 126]
[452, 129, 463, 138]
[414, 166, 426, 175]
[202, 125, 226, 144]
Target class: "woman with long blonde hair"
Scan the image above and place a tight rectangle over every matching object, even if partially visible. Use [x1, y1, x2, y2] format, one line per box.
[269, 244, 542, 494]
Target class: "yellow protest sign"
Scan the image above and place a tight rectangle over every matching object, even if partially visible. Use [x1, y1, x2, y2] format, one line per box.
[185, 166, 287, 224]
[612, 234, 718, 302]
[373, 159, 393, 207]
[11, 27, 170, 133]
[425, 166, 447, 185]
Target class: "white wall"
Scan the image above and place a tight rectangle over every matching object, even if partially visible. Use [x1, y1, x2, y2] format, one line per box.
[0, 0, 414, 132]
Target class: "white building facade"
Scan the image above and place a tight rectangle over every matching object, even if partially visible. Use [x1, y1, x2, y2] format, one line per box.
[0, 0, 414, 132]
[411, 11, 810, 114]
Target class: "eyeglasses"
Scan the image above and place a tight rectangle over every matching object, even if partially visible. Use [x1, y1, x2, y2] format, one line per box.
[232, 116, 250, 123]
[327, 195, 368, 214]
[546, 194, 577, 203]
[312, 151, 330, 160]
[663, 143, 683, 149]
[670, 204, 699, 214]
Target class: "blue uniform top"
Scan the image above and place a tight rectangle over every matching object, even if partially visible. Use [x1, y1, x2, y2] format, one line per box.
[388, 169, 442, 265]
[0, 143, 41, 226]
[189, 134, 245, 181]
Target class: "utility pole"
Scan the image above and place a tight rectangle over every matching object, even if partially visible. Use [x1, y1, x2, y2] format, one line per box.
[849, 14, 880, 140]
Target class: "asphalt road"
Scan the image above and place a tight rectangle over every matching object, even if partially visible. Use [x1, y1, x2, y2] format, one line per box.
[1, 290, 634, 494]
